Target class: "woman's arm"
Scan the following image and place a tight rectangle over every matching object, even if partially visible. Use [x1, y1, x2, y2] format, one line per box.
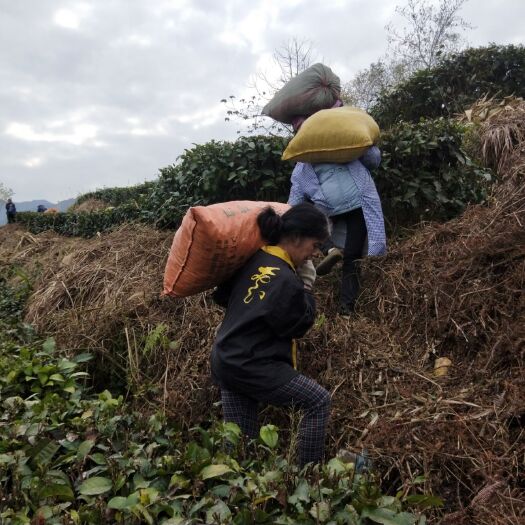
[360, 176, 387, 256]
[359, 145, 381, 170]
[264, 279, 316, 339]
[288, 163, 307, 205]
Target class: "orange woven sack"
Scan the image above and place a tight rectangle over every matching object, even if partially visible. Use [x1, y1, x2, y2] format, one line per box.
[163, 200, 290, 298]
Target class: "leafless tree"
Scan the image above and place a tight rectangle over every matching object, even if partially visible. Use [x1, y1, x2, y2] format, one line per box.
[343, 59, 409, 110]
[222, 37, 318, 135]
[386, 0, 472, 73]
[0, 181, 14, 203]
[345, 0, 472, 111]
[263, 38, 317, 90]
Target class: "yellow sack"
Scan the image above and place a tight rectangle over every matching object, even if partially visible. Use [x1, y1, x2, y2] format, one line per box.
[282, 106, 380, 163]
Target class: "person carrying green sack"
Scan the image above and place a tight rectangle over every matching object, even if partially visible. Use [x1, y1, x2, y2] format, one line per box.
[288, 145, 386, 316]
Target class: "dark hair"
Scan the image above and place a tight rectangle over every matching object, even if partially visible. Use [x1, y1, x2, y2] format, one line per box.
[257, 203, 329, 245]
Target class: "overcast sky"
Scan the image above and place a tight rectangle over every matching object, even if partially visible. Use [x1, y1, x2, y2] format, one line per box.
[1, 0, 524, 202]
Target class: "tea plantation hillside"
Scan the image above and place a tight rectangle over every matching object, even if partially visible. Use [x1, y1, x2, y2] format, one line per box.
[1, 46, 524, 525]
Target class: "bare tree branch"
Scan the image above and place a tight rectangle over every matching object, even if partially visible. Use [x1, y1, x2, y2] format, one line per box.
[0, 182, 14, 202]
[222, 37, 318, 135]
[346, 0, 473, 112]
[386, 0, 472, 72]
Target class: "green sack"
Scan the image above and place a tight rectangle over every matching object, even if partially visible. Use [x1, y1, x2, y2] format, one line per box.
[262, 63, 341, 124]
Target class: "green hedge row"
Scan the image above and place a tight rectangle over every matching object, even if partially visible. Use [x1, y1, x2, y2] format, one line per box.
[376, 118, 492, 227]
[16, 204, 147, 238]
[148, 135, 291, 228]
[371, 44, 525, 128]
[75, 181, 156, 207]
[17, 120, 491, 237]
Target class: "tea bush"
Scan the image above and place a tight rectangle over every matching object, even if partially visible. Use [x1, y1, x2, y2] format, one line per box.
[376, 118, 492, 227]
[371, 44, 525, 128]
[75, 181, 156, 208]
[147, 135, 291, 228]
[16, 123, 491, 237]
[16, 204, 146, 238]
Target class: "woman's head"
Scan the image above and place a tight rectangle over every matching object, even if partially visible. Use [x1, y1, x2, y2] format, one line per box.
[257, 203, 330, 266]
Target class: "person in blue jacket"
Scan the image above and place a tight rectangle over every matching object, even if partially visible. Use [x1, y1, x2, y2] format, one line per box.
[5, 199, 17, 224]
[288, 146, 387, 315]
[211, 203, 331, 466]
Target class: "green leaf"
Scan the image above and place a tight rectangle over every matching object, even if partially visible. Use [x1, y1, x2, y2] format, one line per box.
[77, 439, 95, 460]
[309, 501, 331, 522]
[91, 453, 107, 465]
[211, 484, 231, 498]
[200, 464, 233, 480]
[206, 500, 232, 524]
[361, 507, 417, 525]
[259, 470, 282, 485]
[220, 421, 241, 445]
[31, 439, 60, 467]
[185, 442, 211, 473]
[78, 476, 113, 495]
[412, 476, 426, 485]
[169, 473, 190, 490]
[35, 506, 53, 520]
[260, 424, 278, 449]
[42, 338, 56, 353]
[288, 479, 310, 505]
[107, 496, 129, 510]
[72, 352, 93, 363]
[46, 469, 71, 485]
[140, 487, 159, 505]
[162, 518, 186, 525]
[326, 457, 347, 474]
[40, 483, 74, 501]
[0, 453, 15, 465]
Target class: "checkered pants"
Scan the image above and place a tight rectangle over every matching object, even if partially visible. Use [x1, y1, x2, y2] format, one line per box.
[220, 374, 331, 466]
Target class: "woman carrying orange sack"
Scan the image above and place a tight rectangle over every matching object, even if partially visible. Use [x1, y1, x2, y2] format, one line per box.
[211, 203, 331, 467]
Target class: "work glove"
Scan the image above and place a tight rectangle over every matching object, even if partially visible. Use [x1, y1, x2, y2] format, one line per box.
[297, 259, 316, 291]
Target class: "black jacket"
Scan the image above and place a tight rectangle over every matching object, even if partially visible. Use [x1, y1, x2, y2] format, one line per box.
[211, 247, 316, 395]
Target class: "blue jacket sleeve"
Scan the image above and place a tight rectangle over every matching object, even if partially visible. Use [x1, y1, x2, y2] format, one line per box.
[288, 164, 306, 205]
[359, 146, 381, 170]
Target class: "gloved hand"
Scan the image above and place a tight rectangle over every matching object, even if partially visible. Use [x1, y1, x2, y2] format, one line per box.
[297, 259, 316, 290]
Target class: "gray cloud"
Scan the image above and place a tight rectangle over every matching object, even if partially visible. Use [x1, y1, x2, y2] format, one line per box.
[1, 0, 523, 201]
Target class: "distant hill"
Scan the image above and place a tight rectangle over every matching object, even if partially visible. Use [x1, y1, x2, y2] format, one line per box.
[0, 198, 76, 225]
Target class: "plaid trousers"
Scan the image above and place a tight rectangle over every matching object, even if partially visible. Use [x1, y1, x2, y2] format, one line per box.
[220, 374, 331, 466]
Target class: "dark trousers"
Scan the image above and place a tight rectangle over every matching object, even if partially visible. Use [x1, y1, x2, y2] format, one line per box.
[6, 213, 16, 224]
[220, 374, 330, 466]
[326, 208, 367, 309]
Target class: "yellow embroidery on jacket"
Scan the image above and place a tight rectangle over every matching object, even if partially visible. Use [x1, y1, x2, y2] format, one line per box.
[244, 266, 280, 303]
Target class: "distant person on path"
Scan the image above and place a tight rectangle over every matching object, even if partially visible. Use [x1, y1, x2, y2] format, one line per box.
[211, 203, 331, 467]
[5, 198, 16, 224]
[288, 145, 387, 316]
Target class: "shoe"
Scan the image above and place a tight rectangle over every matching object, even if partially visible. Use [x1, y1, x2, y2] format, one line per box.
[337, 448, 372, 473]
[316, 248, 343, 276]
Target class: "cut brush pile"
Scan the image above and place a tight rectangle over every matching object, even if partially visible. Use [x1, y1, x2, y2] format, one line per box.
[0, 98, 522, 524]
